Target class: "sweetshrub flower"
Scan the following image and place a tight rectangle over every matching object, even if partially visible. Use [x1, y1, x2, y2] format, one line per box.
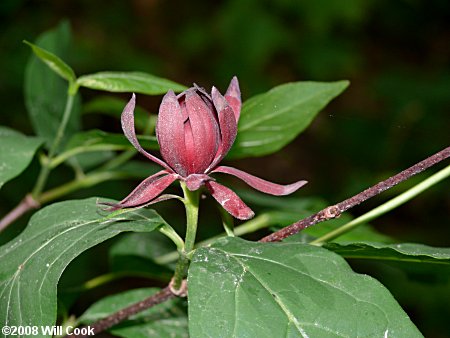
[106, 77, 307, 219]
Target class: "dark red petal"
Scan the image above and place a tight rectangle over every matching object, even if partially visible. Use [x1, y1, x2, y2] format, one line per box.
[212, 166, 308, 195]
[185, 174, 212, 191]
[121, 94, 172, 172]
[140, 194, 181, 208]
[206, 181, 255, 220]
[207, 88, 237, 172]
[185, 90, 220, 173]
[100, 194, 179, 213]
[156, 90, 189, 176]
[103, 172, 178, 210]
[225, 76, 241, 121]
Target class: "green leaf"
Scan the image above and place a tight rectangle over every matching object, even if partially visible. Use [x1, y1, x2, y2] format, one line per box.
[238, 189, 326, 213]
[110, 231, 176, 263]
[52, 130, 159, 168]
[23, 40, 76, 83]
[324, 242, 450, 265]
[108, 161, 162, 179]
[77, 71, 187, 95]
[83, 96, 153, 132]
[227, 80, 349, 159]
[65, 129, 158, 151]
[0, 127, 43, 189]
[79, 288, 188, 338]
[24, 21, 81, 149]
[188, 237, 421, 337]
[0, 198, 166, 332]
[109, 232, 177, 277]
[69, 151, 115, 171]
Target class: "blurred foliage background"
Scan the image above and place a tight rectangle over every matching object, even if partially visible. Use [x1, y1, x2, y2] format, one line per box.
[0, 0, 449, 336]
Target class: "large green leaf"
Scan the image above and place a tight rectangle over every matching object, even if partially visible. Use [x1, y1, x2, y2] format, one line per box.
[65, 129, 158, 152]
[109, 232, 177, 280]
[52, 130, 159, 168]
[227, 80, 349, 159]
[83, 96, 154, 132]
[188, 237, 421, 337]
[325, 242, 450, 265]
[0, 127, 43, 189]
[0, 198, 166, 336]
[24, 21, 81, 149]
[79, 288, 188, 338]
[77, 71, 187, 95]
[110, 231, 176, 263]
[23, 40, 76, 83]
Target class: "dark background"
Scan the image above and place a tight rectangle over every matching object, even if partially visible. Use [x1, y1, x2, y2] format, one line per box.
[0, 0, 449, 337]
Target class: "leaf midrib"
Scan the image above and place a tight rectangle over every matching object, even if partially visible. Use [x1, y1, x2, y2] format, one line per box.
[78, 72, 183, 88]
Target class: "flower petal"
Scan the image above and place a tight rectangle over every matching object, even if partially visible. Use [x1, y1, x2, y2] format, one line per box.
[140, 194, 182, 208]
[122, 94, 173, 172]
[103, 171, 178, 210]
[185, 173, 212, 191]
[211, 86, 228, 112]
[156, 90, 189, 176]
[184, 90, 220, 173]
[212, 166, 308, 195]
[206, 181, 254, 220]
[225, 76, 241, 121]
[207, 88, 237, 171]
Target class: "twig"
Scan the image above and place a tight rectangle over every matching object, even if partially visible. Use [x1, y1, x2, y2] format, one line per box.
[66, 145, 450, 336]
[260, 146, 450, 242]
[69, 286, 176, 338]
[0, 194, 40, 232]
[0, 172, 129, 233]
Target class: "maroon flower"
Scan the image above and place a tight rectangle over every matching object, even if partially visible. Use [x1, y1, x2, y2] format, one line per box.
[106, 77, 307, 220]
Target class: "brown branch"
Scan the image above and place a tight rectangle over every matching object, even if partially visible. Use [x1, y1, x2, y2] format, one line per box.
[0, 194, 40, 232]
[67, 145, 450, 336]
[260, 145, 450, 242]
[69, 285, 177, 338]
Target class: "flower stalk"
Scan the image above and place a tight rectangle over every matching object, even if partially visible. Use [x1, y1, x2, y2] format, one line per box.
[171, 181, 200, 292]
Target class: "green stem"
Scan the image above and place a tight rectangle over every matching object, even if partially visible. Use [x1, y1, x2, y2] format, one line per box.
[89, 110, 155, 172]
[311, 163, 450, 245]
[171, 182, 200, 291]
[99, 149, 137, 171]
[159, 224, 185, 252]
[234, 213, 272, 237]
[219, 205, 235, 237]
[154, 213, 272, 265]
[32, 92, 76, 198]
[183, 183, 200, 252]
[38, 171, 127, 204]
[49, 144, 128, 169]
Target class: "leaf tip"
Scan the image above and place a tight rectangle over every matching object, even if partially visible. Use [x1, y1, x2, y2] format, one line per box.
[23, 40, 33, 48]
[339, 79, 351, 89]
